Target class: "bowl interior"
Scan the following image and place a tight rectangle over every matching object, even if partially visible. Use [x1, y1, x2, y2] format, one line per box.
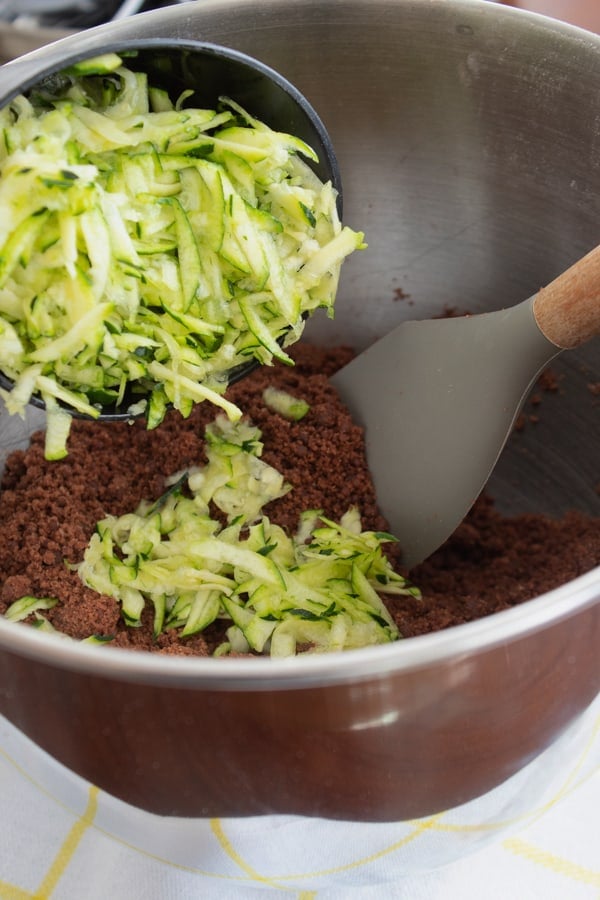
[1, 0, 599, 524]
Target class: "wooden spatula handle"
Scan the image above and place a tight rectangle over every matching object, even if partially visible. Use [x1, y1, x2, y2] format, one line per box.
[533, 243, 600, 349]
[533, 245, 600, 350]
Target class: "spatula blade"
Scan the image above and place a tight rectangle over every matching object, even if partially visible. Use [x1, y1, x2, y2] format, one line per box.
[331, 297, 560, 567]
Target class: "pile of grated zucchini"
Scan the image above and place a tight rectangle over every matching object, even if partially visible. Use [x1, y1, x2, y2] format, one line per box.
[72, 414, 419, 656]
[0, 52, 364, 459]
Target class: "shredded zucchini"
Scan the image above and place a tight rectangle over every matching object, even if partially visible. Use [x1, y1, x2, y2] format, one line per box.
[262, 385, 310, 420]
[4, 595, 58, 621]
[0, 54, 365, 458]
[77, 414, 418, 656]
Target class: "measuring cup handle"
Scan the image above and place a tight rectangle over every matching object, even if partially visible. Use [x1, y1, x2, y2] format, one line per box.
[533, 242, 600, 348]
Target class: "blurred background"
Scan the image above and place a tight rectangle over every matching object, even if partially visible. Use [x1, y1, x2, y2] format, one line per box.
[0, 0, 599, 42]
[0, 1, 598, 63]
[501, 0, 600, 32]
[0, 0, 181, 60]
[0, 0, 175, 31]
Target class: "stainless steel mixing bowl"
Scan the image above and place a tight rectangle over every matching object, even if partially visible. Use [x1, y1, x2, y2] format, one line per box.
[0, 0, 598, 828]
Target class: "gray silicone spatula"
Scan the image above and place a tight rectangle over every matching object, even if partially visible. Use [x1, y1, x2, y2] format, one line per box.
[331, 244, 600, 568]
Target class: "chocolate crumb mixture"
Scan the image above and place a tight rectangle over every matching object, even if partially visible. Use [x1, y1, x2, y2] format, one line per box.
[1, 343, 599, 654]
[398, 496, 600, 636]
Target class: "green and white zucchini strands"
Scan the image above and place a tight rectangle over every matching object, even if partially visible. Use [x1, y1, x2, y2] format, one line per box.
[77, 415, 418, 656]
[0, 54, 365, 459]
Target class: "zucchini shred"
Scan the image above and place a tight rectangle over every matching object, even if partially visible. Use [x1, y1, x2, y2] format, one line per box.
[0, 54, 365, 459]
[73, 414, 418, 657]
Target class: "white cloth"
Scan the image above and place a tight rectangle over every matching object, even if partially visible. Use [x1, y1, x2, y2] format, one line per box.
[0, 693, 598, 899]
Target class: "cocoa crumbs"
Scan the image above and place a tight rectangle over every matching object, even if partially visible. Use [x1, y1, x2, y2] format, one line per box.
[1, 343, 599, 654]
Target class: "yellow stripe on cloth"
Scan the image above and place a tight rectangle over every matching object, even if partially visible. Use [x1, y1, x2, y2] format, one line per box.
[210, 813, 442, 886]
[210, 818, 295, 891]
[0, 882, 35, 900]
[33, 786, 99, 899]
[503, 836, 600, 889]
[275, 814, 443, 881]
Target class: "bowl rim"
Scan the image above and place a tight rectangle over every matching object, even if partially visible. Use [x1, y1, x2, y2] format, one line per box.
[0, 565, 597, 690]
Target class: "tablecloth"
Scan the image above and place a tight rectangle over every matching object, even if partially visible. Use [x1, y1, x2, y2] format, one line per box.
[0, 691, 598, 899]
